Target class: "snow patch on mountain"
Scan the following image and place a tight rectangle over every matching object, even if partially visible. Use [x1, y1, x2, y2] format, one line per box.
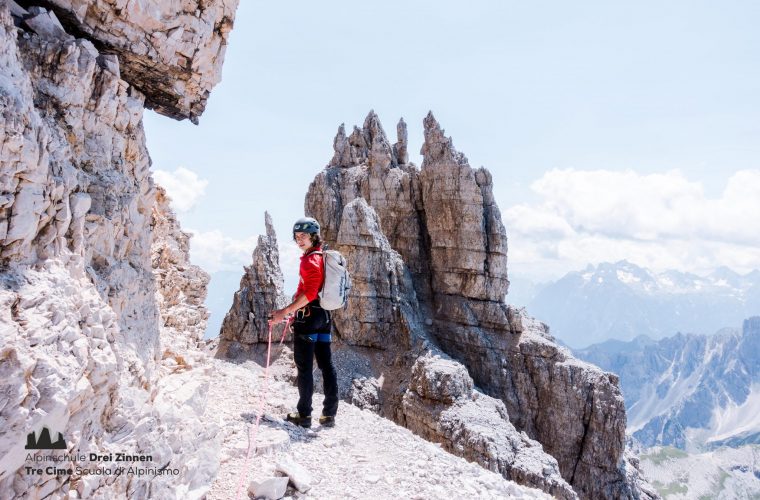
[617, 269, 641, 285]
[627, 364, 703, 433]
[530, 261, 760, 347]
[690, 384, 760, 446]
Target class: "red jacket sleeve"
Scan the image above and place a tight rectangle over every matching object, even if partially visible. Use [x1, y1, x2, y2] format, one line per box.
[298, 253, 323, 302]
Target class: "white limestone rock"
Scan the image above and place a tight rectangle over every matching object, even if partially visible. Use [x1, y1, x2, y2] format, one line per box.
[0, 3, 230, 497]
[42, 0, 240, 122]
[249, 477, 288, 500]
[152, 185, 210, 363]
[23, 9, 72, 41]
[410, 354, 473, 404]
[275, 458, 312, 492]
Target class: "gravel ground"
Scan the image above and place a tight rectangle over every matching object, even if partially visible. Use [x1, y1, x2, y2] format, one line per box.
[203, 354, 550, 499]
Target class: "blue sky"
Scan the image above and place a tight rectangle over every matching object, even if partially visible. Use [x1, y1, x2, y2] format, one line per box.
[144, 0, 760, 292]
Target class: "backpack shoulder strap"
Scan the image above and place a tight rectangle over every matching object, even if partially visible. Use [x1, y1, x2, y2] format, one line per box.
[303, 246, 326, 291]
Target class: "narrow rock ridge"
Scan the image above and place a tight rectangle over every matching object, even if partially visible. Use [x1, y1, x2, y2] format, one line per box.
[0, 3, 235, 497]
[217, 212, 287, 359]
[19, 0, 240, 122]
[300, 111, 657, 499]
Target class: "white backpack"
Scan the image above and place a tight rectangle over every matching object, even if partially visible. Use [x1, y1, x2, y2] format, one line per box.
[316, 246, 351, 310]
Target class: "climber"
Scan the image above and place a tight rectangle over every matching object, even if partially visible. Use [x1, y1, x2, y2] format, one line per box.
[269, 217, 338, 428]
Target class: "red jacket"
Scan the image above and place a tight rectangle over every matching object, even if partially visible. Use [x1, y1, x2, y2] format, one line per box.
[296, 246, 324, 302]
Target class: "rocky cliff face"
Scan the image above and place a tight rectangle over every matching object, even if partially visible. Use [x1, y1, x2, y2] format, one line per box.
[305, 111, 656, 499]
[219, 197, 578, 498]
[0, 2, 236, 497]
[224, 111, 656, 499]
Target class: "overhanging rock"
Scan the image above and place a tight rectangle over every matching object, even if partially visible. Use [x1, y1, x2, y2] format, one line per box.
[42, 0, 240, 122]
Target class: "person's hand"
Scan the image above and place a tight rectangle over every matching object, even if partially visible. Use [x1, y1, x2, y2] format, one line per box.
[269, 308, 288, 324]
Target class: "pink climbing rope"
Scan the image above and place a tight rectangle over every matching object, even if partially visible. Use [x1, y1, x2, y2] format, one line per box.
[234, 317, 292, 500]
[279, 317, 290, 345]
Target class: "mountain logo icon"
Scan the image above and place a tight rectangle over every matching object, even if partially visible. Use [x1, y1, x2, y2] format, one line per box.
[25, 427, 67, 450]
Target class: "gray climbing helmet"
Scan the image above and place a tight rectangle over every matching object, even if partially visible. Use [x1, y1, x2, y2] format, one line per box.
[293, 217, 320, 235]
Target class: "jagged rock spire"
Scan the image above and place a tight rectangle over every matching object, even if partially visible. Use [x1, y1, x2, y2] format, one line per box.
[218, 213, 287, 356]
[418, 112, 509, 301]
[328, 110, 397, 169]
[362, 110, 384, 141]
[264, 211, 276, 240]
[393, 118, 408, 165]
[330, 123, 350, 167]
[365, 111, 394, 170]
[420, 111, 467, 166]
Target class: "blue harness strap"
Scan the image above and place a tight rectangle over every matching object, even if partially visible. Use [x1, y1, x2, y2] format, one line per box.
[304, 333, 332, 342]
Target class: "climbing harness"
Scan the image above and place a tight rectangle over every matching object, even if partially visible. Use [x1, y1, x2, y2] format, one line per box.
[295, 306, 311, 320]
[234, 317, 292, 500]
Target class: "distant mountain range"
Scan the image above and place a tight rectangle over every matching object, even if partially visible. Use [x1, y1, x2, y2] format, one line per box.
[574, 317, 760, 450]
[525, 261, 760, 348]
[638, 445, 760, 498]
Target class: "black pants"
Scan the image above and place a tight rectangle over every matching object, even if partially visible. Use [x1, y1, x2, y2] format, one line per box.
[293, 335, 338, 417]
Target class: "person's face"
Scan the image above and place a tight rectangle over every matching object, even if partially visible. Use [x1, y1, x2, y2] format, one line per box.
[294, 232, 312, 252]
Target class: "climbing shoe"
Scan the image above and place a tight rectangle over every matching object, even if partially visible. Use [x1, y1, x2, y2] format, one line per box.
[285, 412, 312, 428]
[318, 415, 335, 428]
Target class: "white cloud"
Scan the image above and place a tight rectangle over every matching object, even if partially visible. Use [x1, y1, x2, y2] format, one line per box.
[186, 229, 257, 274]
[186, 229, 303, 290]
[153, 167, 209, 212]
[503, 169, 760, 280]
